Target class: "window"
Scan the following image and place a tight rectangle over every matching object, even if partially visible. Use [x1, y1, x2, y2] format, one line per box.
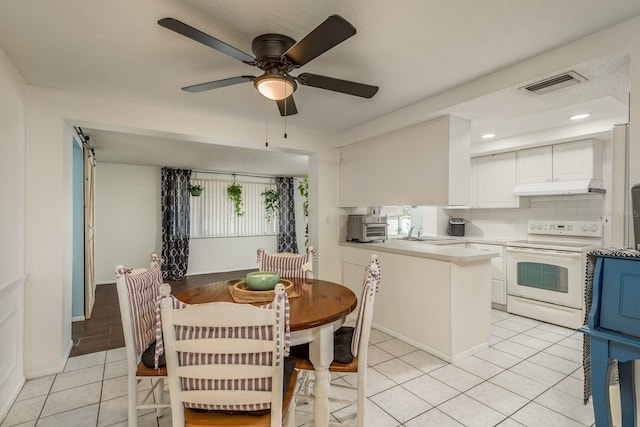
[190, 178, 278, 238]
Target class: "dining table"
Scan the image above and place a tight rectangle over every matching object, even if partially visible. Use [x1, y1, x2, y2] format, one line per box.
[174, 277, 358, 427]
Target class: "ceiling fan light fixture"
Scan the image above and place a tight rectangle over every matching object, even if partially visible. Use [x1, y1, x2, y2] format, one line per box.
[254, 74, 297, 101]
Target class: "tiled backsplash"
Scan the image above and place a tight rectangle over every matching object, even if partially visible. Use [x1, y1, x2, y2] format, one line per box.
[344, 195, 606, 242]
[446, 196, 605, 239]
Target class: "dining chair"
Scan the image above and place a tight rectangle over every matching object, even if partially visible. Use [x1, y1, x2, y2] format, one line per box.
[293, 254, 381, 427]
[160, 283, 297, 427]
[257, 246, 316, 279]
[115, 253, 170, 427]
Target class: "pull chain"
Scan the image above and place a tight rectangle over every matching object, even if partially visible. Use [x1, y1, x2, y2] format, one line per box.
[283, 79, 288, 139]
[264, 98, 269, 147]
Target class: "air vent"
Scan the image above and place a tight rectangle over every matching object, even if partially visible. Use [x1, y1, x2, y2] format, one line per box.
[521, 71, 587, 95]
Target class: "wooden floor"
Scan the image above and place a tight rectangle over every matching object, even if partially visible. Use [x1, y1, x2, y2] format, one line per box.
[70, 268, 256, 357]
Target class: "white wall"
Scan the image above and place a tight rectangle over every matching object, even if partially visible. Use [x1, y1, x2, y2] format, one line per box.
[188, 237, 277, 275]
[0, 46, 26, 420]
[94, 163, 162, 283]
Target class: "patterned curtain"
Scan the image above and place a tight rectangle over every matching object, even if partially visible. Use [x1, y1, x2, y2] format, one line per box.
[161, 168, 191, 280]
[276, 177, 298, 253]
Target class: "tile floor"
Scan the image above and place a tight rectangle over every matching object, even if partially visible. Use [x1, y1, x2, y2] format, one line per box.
[1, 310, 598, 427]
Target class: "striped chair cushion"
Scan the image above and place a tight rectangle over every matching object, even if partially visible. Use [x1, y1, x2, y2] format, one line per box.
[257, 247, 316, 279]
[123, 265, 163, 356]
[160, 292, 290, 411]
[351, 256, 381, 357]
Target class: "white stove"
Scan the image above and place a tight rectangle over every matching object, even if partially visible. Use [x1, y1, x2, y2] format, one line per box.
[508, 220, 603, 251]
[506, 221, 603, 328]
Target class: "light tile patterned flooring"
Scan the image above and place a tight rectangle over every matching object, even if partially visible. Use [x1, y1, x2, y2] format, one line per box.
[1, 310, 597, 427]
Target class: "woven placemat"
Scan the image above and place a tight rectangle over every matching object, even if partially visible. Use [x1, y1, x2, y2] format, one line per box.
[228, 279, 299, 303]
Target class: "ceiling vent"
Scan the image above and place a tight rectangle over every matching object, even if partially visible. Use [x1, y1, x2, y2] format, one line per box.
[521, 71, 587, 95]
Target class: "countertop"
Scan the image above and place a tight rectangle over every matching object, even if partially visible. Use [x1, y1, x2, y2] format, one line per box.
[340, 239, 499, 263]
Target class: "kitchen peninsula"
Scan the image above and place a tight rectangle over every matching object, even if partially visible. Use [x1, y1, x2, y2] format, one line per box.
[340, 240, 497, 362]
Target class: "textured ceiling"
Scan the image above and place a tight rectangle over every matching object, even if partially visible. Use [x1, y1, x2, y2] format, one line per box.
[0, 0, 637, 173]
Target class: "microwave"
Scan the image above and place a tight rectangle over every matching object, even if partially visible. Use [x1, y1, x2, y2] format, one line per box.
[347, 215, 388, 242]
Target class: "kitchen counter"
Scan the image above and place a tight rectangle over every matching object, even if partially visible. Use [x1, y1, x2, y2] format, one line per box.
[340, 239, 499, 263]
[340, 240, 493, 362]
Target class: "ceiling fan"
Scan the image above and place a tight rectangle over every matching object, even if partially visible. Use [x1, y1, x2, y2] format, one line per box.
[158, 15, 379, 116]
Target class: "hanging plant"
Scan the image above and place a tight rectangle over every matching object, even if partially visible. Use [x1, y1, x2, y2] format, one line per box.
[261, 188, 279, 223]
[297, 176, 309, 246]
[189, 184, 203, 197]
[227, 182, 244, 216]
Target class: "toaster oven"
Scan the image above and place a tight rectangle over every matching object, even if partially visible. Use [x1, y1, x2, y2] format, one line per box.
[347, 215, 388, 242]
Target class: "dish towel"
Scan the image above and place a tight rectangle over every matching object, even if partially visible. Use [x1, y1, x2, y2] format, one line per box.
[582, 247, 640, 404]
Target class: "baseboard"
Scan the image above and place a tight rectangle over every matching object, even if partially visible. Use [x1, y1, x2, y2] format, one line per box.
[491, 302, 507, 311]
[371, 322, 489, 363]
[0, 376, 25, 423]
[72, 316, 85, 322]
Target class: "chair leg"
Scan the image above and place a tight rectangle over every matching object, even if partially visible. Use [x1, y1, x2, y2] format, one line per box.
[128, 375, 138, 427]
[356, 371, 366, 427]
[153, 378, 165, 418]
[284, 404, 296, 427]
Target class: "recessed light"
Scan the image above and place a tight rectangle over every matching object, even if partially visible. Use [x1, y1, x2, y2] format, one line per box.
[481, 133, 496, 139]
[569, 113, 590, 120]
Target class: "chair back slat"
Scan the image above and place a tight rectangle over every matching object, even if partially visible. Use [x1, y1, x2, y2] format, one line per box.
[176, 364, 274, 381]
[175, 338, 275, 354]
[171, 301, 275, 327]
[179, 390, 273, 407]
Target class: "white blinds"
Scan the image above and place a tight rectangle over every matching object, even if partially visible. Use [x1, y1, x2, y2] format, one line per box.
[189, 179, 278, 238]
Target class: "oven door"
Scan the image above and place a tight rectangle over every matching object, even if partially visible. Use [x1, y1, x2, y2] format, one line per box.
[506, 247, 584, 309]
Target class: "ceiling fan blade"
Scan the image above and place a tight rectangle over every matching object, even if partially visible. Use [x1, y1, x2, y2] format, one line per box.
[283, 15, 356, 67]
[182, 76, 254, 93]
[276, 96, 298, 116]
[158, 18, 256, 65]
[297, 73, 378, 98]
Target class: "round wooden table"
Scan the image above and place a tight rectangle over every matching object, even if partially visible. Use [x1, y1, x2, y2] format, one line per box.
[174, 278, 357, 427]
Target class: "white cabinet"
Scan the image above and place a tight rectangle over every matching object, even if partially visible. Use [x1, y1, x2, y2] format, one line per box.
[553, 139, 603, 182]
[516, 146, 553, 184]
[338, 115, 471, 207]
[467, 243, 506, 306]
[474, 152, 520, 208]
[516, 139, 603, 184]
[341, 245, 492, 362]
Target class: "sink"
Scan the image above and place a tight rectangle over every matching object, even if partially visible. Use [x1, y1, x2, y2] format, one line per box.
[400, 236, 457, 242]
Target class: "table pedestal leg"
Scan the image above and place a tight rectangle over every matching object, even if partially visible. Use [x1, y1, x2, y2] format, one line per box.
[309, 324, 334, 427]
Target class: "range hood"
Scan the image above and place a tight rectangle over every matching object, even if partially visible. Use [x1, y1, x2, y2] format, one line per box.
[513, 179, 605, 196]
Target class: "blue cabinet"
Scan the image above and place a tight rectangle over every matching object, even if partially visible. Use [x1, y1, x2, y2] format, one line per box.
[580, 255, 640, 427]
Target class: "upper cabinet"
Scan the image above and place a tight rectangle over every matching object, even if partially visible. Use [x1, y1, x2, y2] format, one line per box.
[552, 139, 603, 182]
[516, 146, 553, 184]
[513, 139, 604, 196]
[473, 152, 523, 208]
[338, 115, 471, 207]
[516, 139, 603, 184]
